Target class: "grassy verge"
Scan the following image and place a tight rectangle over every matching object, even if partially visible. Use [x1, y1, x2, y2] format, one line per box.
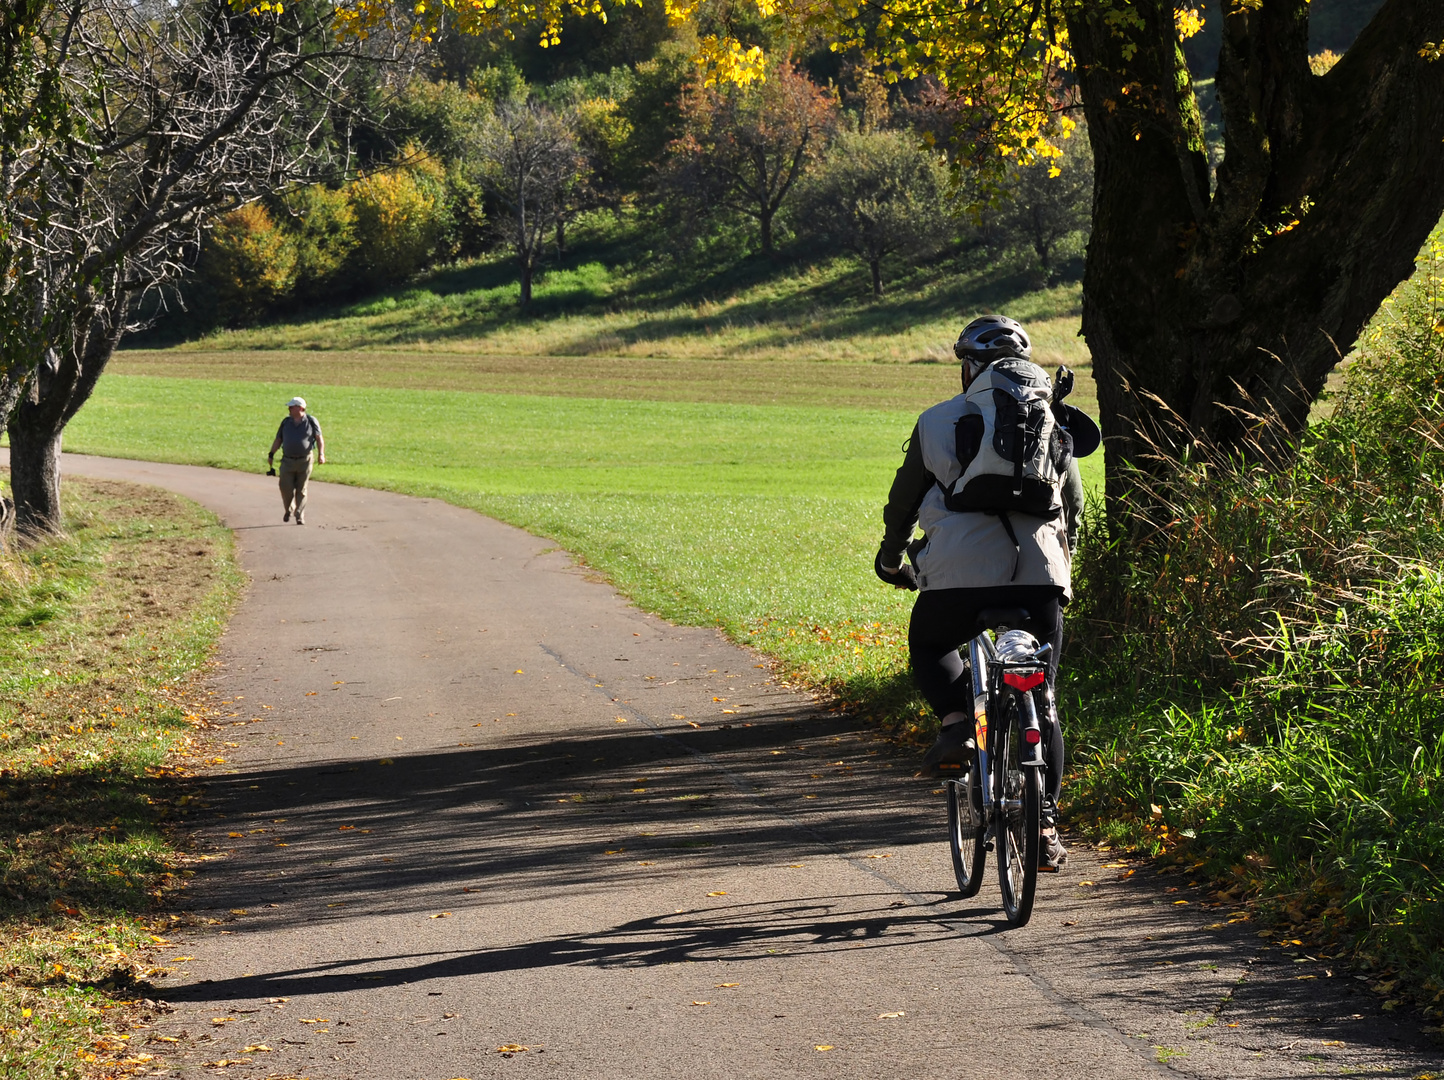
[1066, 225, 1444, 1015]
[0, 476, 241, 1079]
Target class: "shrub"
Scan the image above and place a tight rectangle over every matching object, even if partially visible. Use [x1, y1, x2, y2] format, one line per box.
[199, 203, 297, 326]
[282, 185, 356, 303]
[347, 148, 452, 289]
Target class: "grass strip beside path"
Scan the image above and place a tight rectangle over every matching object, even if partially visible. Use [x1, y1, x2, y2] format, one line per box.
[0, 476, 241, 1079]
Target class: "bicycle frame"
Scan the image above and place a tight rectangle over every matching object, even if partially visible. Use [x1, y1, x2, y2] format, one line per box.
[968, 630, 1049, 828]
[948, 621, 1053, 924]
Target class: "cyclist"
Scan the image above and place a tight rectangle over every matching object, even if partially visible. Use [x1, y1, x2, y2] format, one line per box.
[874, 314, 1096, 871]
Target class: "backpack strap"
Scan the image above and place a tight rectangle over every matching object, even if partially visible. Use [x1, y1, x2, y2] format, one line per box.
[988, 510, 1022, 582]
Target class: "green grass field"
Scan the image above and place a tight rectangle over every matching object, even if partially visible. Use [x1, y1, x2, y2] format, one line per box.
[69, 370, 1101, 715]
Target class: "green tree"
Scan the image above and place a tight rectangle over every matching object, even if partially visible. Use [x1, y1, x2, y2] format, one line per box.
[794, 128, 950, 295]
[472, 102, 589, 306]
[996, 132, 1093, 281]
[660, 62, 839, 257]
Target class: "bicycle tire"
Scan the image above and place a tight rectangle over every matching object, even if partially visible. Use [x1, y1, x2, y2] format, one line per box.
[946, 754, 987, 897]
[995, 693, 1041, 926]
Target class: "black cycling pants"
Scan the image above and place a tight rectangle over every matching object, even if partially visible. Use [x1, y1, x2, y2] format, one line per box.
[909, 585, 1065, 805]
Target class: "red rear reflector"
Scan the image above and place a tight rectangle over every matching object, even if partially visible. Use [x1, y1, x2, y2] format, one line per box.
[1003, 671, 1046, 692]
[1023, 729, 1042, 744]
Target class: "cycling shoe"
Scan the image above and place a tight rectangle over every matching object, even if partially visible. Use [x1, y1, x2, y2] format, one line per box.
[1038, 828, 1068, 872]
[920, 725, 973, 778]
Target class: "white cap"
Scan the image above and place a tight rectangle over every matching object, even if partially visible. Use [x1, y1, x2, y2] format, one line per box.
[287, 397, 306, 409]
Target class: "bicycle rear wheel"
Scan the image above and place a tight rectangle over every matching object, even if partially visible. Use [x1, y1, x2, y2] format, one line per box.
[995, 694, 1041, 926]
[946, 757, 986, 896]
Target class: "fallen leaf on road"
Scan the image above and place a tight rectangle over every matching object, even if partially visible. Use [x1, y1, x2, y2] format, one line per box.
[242, 1045, 271, 1053]
[691, 1001, 711, 1006]
[877, 1011, 905, 1019]
[687, 721, 700, 728]
[786, 864, 803, 868]
[378, 758, 393, 765]
[170, 956, 195, 963]
[1101, 862, 1128, 868]
[604, 849, 626, 855]
[637, 861, 654, 866]
[716, 983, 739, 988]
[707, 891, 727, 896]
[211, 1018, 238, 1024]
[151, 1036, 180, 1043]
[815, 1045, 834, 1051]
[672, 714, 687, 720]
[227, 832, 243, 838]
[1061, 921, 1077, 927]
[305, 692, 317, 697]
[338, 825, 355, 831]
[496, 1045, 528, 1053]
[428, 912, 451, 919]
[615, 717, 628, 723]
[299, 1019, 330, 1024]
[863, 854, 892, 859]
[201, 1059, 251, 1068]
[1078, 881, 1096, 887]
[1173, 900, 1189, 905]
[514, 670, 524, 675]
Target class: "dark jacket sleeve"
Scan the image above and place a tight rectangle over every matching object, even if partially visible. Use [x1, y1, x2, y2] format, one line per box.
[880, 424, 934, 563]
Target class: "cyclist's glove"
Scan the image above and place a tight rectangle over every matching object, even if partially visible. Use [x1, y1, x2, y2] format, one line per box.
[874, 545, 918, 591]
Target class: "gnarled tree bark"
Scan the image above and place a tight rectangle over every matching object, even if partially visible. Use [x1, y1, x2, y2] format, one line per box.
[1064, 0, 1444, 507]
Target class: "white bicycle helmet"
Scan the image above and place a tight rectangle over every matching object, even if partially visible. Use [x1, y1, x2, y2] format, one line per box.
[953, 315, 1032, 366]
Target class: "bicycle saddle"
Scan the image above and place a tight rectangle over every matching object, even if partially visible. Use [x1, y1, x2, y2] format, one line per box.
[976, 607, 1031, 632]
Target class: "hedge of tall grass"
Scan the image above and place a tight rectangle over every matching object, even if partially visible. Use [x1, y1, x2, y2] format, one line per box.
[1065, 227, 1444, 1009]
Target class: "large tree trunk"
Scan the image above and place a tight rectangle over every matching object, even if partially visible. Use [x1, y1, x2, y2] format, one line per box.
[1064, 0, 1444, 511]
[7, 416, 62, 538]
[7, 289, 123, 537]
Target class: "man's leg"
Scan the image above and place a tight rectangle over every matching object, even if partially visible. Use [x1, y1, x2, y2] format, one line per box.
[279, 465, 296, 520]
[294, 456, 313, 522]
[910, 589, 984, 776]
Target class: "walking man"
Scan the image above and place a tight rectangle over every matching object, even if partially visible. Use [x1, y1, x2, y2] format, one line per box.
[268, 396, 325, 525]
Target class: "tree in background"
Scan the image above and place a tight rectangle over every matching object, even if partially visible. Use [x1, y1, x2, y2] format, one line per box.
[200, 205, 302, 327]
[661, 63, 838, 257]
[349, 149, 454, 289]
[996, 132, 1093, 282]
[794, 128, 950, 295]
[472, 103, 589, 306]
[0, 0, 399, 536]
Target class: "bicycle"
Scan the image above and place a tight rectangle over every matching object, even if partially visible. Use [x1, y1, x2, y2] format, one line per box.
[943, 606, 1056, 927]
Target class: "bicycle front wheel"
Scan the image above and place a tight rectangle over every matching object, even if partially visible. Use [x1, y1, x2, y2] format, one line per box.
[946, 757, 986, 897]
[995, 694, 1041, 926]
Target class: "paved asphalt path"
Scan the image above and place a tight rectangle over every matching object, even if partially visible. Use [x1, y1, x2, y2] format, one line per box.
[50, 454, 1443, 1079]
